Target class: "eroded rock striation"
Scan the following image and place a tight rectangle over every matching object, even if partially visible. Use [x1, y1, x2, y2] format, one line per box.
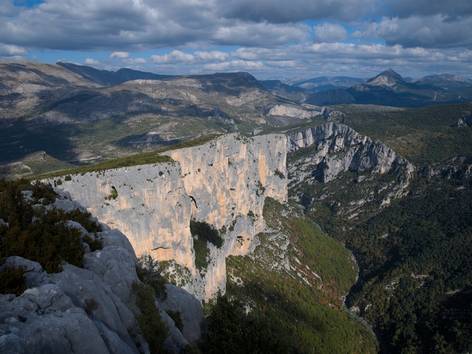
[50, 133, 287, 300]
[287, 122, 415, 218]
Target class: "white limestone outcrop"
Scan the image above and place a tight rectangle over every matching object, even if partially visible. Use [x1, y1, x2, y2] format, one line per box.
[49, 133, 287, 300]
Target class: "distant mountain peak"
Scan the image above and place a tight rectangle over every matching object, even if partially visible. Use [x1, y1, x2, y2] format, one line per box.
[367, 69, 405, 88]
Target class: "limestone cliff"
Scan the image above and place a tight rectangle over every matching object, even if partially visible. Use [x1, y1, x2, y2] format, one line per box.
[288, 123, 415, 219]
[50, 133, 287, 300]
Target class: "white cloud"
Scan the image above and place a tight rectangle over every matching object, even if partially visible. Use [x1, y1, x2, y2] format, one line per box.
[204, 59, 264, 71]
[110, 51, 129, 59]
[194, 50, 229, 61]
[151, 50, 195, 63]
[84, 58, 100, 65]
[314, 23, 347, 42]
[0, 43, 26, 56]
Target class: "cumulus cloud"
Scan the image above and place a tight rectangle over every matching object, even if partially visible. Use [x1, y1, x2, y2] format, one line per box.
[314, 23, 347, 42]
[362, 15, 472, 48]
[151, 50, 195, 64]
[0, 43, 26, 56]
[204, 59, 264, 71]
[212, 21, 308, 46]
[0, 0, 470, 78]
[0, 0, 309, 51]
[84, 58, 100, 65]
[110, 51, 129, 59]
[194, 50, 229, 61]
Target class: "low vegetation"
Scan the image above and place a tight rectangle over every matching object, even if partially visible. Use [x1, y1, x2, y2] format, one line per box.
[220, 198, 376, 354]
[32, 133, 222, 180]
[35, 152, 173, 179]
[199, 296, 299, 353]
[190, 220, 223, 272]
[132, 282, 168, 354]
[0, 179, 102, 276]
[0, 266, 27, 296]
[136, 255, 167, 300]
[308, 173, 472, 353]
[337, 103, 472, 164]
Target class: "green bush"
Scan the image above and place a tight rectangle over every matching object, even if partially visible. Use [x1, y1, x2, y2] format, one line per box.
[31, 181, 56, 204]
[136, 255, 167, 300]
[0, 180, 101, 273]
[190, 220, 223, 248]
[199, 296, 299, 354]
[106, 186, 118, 200]
[133, 282, 168, 354]
[83, 235, 103, 252]
[0, 266, 26, 295]
[193, 235, 210, 272]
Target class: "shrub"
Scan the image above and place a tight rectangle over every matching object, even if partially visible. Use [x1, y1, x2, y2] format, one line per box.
[0, 266, 26, 296]
[274, 169, 285, 179]
[106, 186, 118, 200]
[193, 235, 209, 272]
[65, 209, 102, 233]
[136, 255, 167, 300]
[83, 235, 103, 252]
[199, 296, 298, 354]
[133, 282, 168, 354]
[31, 182, 56, 204]
[0, 180, 96, 273]
[64, 175, 72, 181]
[190, 220, 223, 248]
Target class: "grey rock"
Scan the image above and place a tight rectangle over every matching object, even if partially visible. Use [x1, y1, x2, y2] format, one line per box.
[159, 284, 203, 343]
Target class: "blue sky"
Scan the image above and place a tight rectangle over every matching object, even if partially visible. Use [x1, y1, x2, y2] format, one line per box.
[1, 0, 471, 80]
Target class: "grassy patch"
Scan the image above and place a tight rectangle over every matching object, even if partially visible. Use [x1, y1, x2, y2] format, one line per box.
[34, 152, 173, 179]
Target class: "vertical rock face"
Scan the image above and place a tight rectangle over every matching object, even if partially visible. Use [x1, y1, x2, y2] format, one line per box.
[287, 123, 415, 219]
[50, 133, 287, 300]
[164, 134, 287, 298]
[50, 163, 195, 271]
[288, 122, 414, 184]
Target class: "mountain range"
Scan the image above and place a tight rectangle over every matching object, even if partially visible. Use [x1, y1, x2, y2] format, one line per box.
[1, 61, 471, 172]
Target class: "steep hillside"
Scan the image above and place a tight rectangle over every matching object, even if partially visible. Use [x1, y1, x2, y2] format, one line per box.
[0, 62, 322, 167]
[225, 198, 377, 353]
[287, 113, 472, 353]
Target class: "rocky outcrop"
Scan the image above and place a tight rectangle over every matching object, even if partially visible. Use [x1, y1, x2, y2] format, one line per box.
[287, 123, 415, 218]
[288, 122, 414, 183]
[268, 104, 322, 119]
[0, 196, 146, 354]
[49, 133, 287, 300]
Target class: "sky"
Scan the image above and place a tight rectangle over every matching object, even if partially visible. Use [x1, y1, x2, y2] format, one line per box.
[1, 0, 471, 80]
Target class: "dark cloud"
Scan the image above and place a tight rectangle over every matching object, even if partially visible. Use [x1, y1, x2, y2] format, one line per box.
[217, 0, 375, 23]
[385, 0, 472, 19]
[0, 0, 471, 78]
[364, 15, 472, 49]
